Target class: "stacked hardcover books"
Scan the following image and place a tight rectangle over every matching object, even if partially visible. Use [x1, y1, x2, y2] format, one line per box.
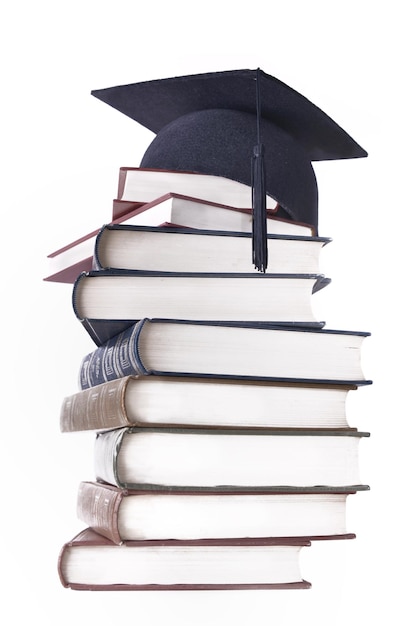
[48, 69, 371, 591]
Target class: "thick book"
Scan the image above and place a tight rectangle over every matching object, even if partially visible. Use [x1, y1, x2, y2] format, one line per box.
[93, 224, 330, 275]
[61, 374, 358, 431]
[116, 167, 281, 211]
[93, 426, 370, 491]
[77, 318, 372, 384]
[58, 528, 311, 591]
[72, 271, 330, 342]
[44, 193, 314, 284]
[76, 480, 361, 545]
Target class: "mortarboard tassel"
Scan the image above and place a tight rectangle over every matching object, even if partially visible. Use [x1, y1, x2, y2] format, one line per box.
[252, 68, 268, 273]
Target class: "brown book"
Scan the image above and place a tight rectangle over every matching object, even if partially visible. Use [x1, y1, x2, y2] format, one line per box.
[58, 527, 312, 591]
[76, 480, 359, 545]
[60, 374, 358, 433]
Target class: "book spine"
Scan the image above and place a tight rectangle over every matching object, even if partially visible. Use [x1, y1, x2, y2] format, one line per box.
[77, 482, 125, 544]
[94, 428, 126, 488]
[79, 320, 149, 389]
[60, 377, 134, 432]
[117, 168, 128, 200]
[91, 225, 105, 271]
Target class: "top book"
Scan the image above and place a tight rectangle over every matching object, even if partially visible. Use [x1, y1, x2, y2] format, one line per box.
[116, 167, 281, 214]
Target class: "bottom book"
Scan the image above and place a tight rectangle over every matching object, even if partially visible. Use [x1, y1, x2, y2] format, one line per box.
[58, 528, 312, 590]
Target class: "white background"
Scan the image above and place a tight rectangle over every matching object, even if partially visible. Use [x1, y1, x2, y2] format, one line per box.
[1, 1, 416, 624]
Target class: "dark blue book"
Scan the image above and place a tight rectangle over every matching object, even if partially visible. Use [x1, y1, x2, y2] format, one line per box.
[92, 224, 331, 275]
[78, 318, 371, 390]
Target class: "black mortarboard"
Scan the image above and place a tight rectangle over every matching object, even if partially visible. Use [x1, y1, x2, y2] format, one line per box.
[92, 69, 367, 271]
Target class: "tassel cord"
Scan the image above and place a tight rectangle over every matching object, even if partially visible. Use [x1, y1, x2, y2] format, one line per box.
[252, 68, 268, 272]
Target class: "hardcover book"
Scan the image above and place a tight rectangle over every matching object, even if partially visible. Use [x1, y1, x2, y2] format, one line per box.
[58, 528, 312, 591]
[116, 167, 280, 210]
[61, 374, 358, 431]
[76, 480, 361, 545]
[72, 270, 329, 335]
[77, 318, 372, 384]
[93, 426, 370, 491]
[111, 193, 314, 233]
[92, 224, 330, 275]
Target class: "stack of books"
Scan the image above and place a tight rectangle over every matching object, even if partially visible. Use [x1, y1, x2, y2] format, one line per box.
[48, 167, 372, 591]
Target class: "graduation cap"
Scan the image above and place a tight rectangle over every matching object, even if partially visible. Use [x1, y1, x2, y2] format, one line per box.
[92, 68, 367, 272]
